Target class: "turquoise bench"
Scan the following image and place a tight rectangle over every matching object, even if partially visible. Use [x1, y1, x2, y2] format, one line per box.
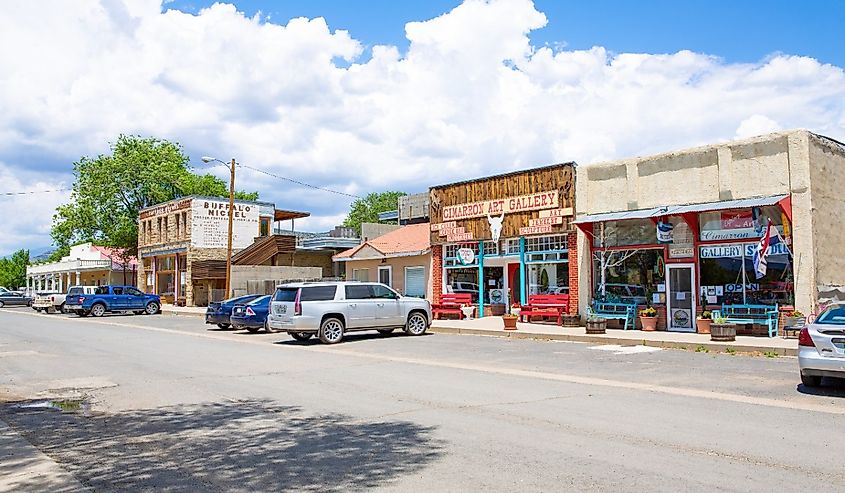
[718, 304, 779, 338]
[589, 301, 638, 330]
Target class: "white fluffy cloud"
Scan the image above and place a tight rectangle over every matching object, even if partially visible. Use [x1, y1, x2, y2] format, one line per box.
[1, 0, 844, 255]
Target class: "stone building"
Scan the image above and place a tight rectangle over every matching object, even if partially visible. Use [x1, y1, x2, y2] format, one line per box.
[573, 130, 845, 332]
[137, 196, 309, 306]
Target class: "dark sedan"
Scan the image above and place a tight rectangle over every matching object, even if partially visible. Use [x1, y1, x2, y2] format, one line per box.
[230, 295, 272, 333]
[0, 291, 33, 308]
[205, 294, 262, 329]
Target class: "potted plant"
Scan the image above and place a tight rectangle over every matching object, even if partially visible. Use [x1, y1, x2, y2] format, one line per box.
[502, 312, 518, 330]
[510, 303, 522, 319]
[639, 306, 658, 331]
[585, 314, 607, 334]
[696, 310, 712, 334]
[710, 316, 736, 342]
[784, 310, 805, 328]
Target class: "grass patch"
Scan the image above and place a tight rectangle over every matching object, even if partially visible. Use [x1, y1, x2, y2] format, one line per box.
[695, 345, 709, 353]
[763, 350, 779, 358]
[725, 347, 736, 355]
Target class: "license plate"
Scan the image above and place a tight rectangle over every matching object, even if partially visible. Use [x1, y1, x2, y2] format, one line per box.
[66, 305, 81, 310]
[279, 305, 287, 313]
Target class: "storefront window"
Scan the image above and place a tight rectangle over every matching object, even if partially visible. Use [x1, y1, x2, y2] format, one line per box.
[592, 220, 655, 248]
[593, 248, 664, 305]
[446, 267, 479, 303]
[699, 206, 787, 242]
[528, 263, 568, 295]
[699, 243, 793, 307]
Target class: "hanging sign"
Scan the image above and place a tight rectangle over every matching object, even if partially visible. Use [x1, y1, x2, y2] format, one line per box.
[447, 232, 474, 242]
[431, 221, 457, 232]
[539, 207, 573, 218]
[457, 248, 476, 265]
[529, 216, 563, 227]
[519, 225, 554, 236]
[439, 226, 466, 237]
[656, 221, 674, 244]
[442, 191, 559, 221]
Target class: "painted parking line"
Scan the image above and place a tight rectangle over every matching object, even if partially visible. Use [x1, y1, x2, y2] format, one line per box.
[2, 309, 842, 416]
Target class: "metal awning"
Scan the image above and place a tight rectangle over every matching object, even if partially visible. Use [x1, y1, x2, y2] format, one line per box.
[571, 206, 667, 224]
[572, 194, 789, 224]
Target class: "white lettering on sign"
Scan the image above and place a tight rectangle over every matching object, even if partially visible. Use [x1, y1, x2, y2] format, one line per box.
[439, 226, 465, 237]
[538, 207, 573, 218]
[519, 225, 554, 236]
[699, 242, 790, 259]
[441, 191, 559, 220]
[191, 198, 259, 249]
[529, 216, 563, 227]
[700, 225, 785, 241]
[446, 232, 474, 242]
[431, 221, 456, 232]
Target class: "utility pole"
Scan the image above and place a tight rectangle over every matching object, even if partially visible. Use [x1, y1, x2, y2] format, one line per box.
[225, 158, 236, 298]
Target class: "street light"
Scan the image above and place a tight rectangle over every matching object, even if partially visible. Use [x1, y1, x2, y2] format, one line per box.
[201, 156, 237, 299]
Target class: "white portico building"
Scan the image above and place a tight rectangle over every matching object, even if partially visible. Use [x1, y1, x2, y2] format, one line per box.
[26, 243, 137, 292]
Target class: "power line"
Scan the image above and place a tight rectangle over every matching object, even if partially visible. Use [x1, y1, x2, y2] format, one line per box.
[0, 188, 71, 196]
[239, 164, 361, 199]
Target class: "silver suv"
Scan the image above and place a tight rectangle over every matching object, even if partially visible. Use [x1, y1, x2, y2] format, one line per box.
[268, 281, 432, 344]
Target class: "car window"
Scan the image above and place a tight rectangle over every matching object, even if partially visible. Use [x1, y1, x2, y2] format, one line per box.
[373, 285, 399, 299]
[95, 286, 109, 295]
[68, 287, 81, 296]
[126, 288, 143, 296]
[273, 288, 298, 302]
[248, 295, 271, 306]
[300, 286, 338, 301]
[345, 285, 374, 300]
[816, 306, 845, 325]
[113, 287, 124, 295]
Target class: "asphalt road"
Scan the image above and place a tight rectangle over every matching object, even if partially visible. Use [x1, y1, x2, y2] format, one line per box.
[2, 306, 845, 492]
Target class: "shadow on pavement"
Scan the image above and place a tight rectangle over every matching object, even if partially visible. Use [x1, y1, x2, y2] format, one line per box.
[796, 378, 845, 398]
[1, 398, 445, 491]
[274, 331, 433, 347]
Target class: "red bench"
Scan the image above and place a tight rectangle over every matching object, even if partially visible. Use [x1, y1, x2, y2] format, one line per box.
[432, 293, 473, 320]
[519, 294, 569, 324]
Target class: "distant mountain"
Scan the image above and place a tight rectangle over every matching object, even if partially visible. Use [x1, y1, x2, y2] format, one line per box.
[28, 246, 56, 262]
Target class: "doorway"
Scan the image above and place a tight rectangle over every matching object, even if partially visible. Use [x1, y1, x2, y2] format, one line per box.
[507, 263, 521, 305]
[666, 263, 696, 332]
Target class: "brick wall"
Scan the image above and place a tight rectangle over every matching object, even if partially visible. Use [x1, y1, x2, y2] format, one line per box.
[431, 245, 443, 304]
[567, 232, 579, 314]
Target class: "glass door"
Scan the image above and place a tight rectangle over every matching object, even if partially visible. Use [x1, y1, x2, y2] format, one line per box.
[666, 263, 695, 332]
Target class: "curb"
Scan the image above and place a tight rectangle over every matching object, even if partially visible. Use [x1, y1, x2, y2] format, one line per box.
[161, 309, 204, 318]
[428, 326, 798, 357]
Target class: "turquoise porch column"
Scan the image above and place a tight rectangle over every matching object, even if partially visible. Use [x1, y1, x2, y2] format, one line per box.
[478, 241, 485, 317]
[519, 236, 526, 305]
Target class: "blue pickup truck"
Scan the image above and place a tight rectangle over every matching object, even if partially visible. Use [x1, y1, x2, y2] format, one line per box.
[65, 285, 161, 317]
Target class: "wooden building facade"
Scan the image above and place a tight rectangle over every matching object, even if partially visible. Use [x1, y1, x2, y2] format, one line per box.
[430, 163, 578, 316]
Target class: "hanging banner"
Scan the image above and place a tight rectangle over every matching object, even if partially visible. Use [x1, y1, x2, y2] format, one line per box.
[656, 221, 674, 244]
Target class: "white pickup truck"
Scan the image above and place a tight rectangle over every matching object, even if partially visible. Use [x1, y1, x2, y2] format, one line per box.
[33, 286, 97, 314]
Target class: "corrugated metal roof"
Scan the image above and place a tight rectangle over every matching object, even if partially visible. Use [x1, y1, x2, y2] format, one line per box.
[573, 194, 788, 224]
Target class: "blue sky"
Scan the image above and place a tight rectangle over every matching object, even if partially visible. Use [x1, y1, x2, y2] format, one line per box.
[0, 0, 844, 256]
[166, 0, 845, 67]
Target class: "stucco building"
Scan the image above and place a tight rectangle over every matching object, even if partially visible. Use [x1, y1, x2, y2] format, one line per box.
[573, 130, 845, 331]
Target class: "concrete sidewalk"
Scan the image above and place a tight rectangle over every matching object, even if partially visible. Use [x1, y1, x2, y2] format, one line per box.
[0, 418, 88, 492]
[161, 305, 206, 317]
[431, 318, 799, 356]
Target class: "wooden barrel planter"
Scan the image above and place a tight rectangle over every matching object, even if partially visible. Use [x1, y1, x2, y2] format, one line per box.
[710, 323, 736, 342]
[585, 318, 607, 334]
[561, 313, 580, 327]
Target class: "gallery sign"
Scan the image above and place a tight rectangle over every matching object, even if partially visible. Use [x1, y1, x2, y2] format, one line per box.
[191, 198, 259, 249]
[699, 242, 789, 259]
[441, 191, 559, 221]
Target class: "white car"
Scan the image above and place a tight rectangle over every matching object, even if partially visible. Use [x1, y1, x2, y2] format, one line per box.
[32, 286, 97, 314]
[268, 281, 432, 344]
[798, 302, 845, 387]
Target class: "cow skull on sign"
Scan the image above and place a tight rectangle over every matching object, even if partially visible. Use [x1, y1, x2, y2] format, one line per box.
[487, 212, 505, 243]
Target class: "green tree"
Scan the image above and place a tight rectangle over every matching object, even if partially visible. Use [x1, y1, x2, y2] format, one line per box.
[342, 191, 406, 235]
[0, 249, 29, 289]
[51, 135, 258, 259]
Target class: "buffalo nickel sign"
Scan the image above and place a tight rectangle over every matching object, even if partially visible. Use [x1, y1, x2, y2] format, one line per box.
[191, 198, 259, 249]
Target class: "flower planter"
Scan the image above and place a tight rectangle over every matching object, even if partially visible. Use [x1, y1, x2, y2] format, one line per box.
[460, 306, 475, 320]
[710, 323, 736, 342]
[585, 318, 607, 334]
[502, 315, 518, 330]
[561, 313, 580, 327]
[784, 316, 805, 328]
[696, 318, 712, 334]
[640, 316, 658, 331]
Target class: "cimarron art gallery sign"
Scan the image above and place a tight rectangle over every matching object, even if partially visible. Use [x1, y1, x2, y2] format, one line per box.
[441, 191, 560, 220]
[191, 198, 259, 249]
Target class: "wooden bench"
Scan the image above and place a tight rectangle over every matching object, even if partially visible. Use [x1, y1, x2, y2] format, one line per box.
[589, 301, 637, 330]
[719, 303, 779, 338]
[432, 293, 473, 320]
[519, 294, 569, 324]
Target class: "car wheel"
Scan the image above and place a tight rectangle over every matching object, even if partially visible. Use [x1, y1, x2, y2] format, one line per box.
[290, 332, 312, 341]
[404, 312, 428, 336]
[801, 374, 822, 387]
[377, 328, 395, 335]
[319, 317, 345, 344]
[245, 326, 261, 333]
[264, 319, 274, 333]
[217, 323, 231, 329]
[59, 303, 66, 314]
[144, 302, 160, 315]
[90, 303, 106, 317]
[0, 301, 5, 308]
